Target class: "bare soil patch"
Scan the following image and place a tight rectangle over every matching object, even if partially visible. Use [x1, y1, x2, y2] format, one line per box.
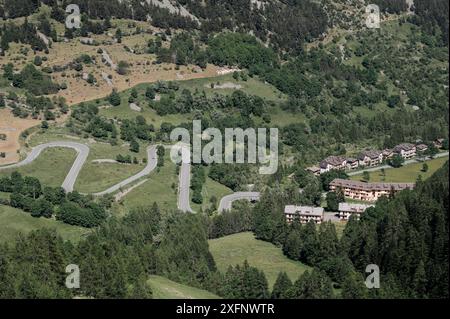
[0, 109, 40, 165]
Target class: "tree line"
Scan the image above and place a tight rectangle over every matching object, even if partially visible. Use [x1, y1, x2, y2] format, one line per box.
[0, 162, 448, 298]
[0, 172, 108, 228]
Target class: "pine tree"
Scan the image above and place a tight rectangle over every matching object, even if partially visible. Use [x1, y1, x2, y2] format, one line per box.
[271, 272, 293, 299]
[341, 272, 367, 299]
[316, 222, 339, 264]
[288, 269, 334, 299]
[299, 221, 319, 264]
[127, 276, 153, 299]
[412, 260, 427, 298]
[109, 89, 121, 106]
[283, 224, 302, 260]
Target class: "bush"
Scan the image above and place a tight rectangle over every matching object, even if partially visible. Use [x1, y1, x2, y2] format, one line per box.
[108, 89, 121, 106]
[33, 56, 42, 66]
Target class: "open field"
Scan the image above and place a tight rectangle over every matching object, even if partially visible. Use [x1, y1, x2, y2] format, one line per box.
[0, 191, 10, 200]
[74, 142, 148, 194]
[176, 74, 286, 102]
[100, 101, 189, 129]
[114, 153, 179, 215]
[351, 156, 449, 183]
[0, 108, 41, 166]
[148, 275, 220, 299]
[0, 205, 89, 243]
[98, 73, 286, 129]
[267, 106, 307, 127]
[209, 232, 311, 288]
[191, 172, 234, 213]
[27, 128, 149, 194]
[0, 147, 77, 187]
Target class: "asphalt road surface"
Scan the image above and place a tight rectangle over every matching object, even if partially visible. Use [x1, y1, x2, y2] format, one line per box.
[0, 141, 90, 193]
[93, 145, 158, 196]
[177, 146, 194, 213]
[218, 192, 261, 213]
[0, 142, 159, 196]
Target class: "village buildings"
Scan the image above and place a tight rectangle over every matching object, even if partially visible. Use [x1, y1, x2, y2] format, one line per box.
[382, 148, 394, 160]
[393, 143, 417, 159]
[319, 156, 347, 174]
[338, 203, 375, 220]
[416, 144, 429, 153]
[346, 158, 359, 170]
[358, 150, 383, 167]
[329, 179, 415, 202]
[308, 139, 447, 177]
[284, 205, 324, 224]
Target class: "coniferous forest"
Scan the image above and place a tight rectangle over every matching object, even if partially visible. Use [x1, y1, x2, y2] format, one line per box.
[0, 163, 447, 299]
[0, 0, 448, 302]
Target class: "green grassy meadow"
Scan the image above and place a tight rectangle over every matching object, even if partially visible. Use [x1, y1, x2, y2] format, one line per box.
[74, 142, 148, 194]
[0, 205, 89, 243]
[98, 73, 286, 129]
[114, 153, 179, 215]
[191, 173, 234, 213]
[0, 148, 77, 188]
[351, 156, 449, 183]
[208, 232, 311, 288]
[148, 275, 220, 299]
[176, 74, 286, 102]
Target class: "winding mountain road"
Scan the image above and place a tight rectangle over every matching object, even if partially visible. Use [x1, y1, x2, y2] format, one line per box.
[0, 141, 263, 214]
[0, 142, 90, 193]
[177, 145, 194, 213]
[218, 192, 261, 213]
[0, 142, 159, 196]
[92, 145, 158, 196]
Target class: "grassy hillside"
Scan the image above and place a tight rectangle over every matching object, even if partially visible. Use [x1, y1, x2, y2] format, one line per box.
[0, 148, 77, 188]
[351, 156, 449, 183]
[192, 173, 234, 213]
[148, 275, 220, 299]
[98, 73, 287, 129]
[176, 74, 286, 102]
[0, 205, 89, 243]
[114, 153, 179, 215]
[74, 142, 148, 194]
[27, 128, 149, 194]
[209, 232, 311, 288]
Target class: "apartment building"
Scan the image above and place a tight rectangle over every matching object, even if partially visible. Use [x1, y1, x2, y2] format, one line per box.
[416, 144, 429, 153]
[346, 158, 359, 170]
[306, 166, 321, 176]
[382, 148, 394, 160]
[358, 150, 383, 167]
[394, 143, 417, 159]
[434, 138, 445, 149]
[284, 205, 324, 224]
[329, 179, 415, 202]
[338, 203, 375, 220]
[319, 156, 347, 174]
